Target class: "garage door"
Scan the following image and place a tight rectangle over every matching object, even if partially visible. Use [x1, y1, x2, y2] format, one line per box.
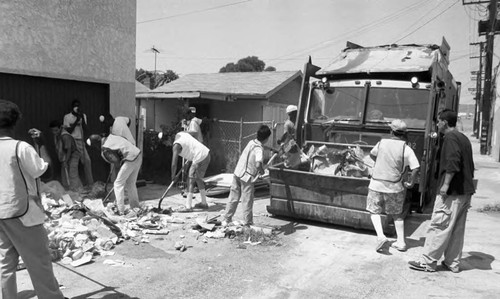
[0, 72, 110, 182]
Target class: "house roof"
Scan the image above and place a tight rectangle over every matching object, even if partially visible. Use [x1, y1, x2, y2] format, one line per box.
[150, 71, 302, 100]
[135, 80, 151, 93]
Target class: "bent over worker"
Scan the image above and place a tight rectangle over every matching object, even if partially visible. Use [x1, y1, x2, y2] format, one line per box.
[0, 100, 66, 298]
[171, 131, 210, 212]
[88, 134, 142, 215]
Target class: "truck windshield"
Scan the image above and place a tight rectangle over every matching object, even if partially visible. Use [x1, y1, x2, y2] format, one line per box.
[366, 87, 429, 129]
[308, 87, 364, 124]
[308, 86, 430, 129]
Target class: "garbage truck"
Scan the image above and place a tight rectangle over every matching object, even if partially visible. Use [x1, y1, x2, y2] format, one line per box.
[267, 38, 461, 232]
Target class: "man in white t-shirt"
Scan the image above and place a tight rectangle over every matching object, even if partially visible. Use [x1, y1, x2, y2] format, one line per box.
[63, 99, 93, 186]
[367, 119, 420, 253]
[171, 131, 210, 212]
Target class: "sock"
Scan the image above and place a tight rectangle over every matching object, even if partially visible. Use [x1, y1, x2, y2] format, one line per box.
[200, 189, 207, 205]
[185, 193, 193, 209]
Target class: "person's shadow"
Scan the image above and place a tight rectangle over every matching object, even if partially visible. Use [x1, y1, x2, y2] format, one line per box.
[459, 251, 495, 271]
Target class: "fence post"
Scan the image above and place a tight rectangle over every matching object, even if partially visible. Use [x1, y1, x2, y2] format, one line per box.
[239, 117, 243, 155]
[137, 115, 145, 174]
[271, 120, 276, 146]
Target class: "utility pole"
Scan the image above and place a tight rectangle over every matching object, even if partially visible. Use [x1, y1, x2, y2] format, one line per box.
[480, 0, 497, 154]
[470, 42, 484, 138]
[464, 0, 499, 154]
[150, 46, 160, 90]
[151, 46, 160, 130]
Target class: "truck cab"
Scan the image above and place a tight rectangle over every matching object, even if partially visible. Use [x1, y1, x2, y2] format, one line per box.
[267, 38, 460, 232]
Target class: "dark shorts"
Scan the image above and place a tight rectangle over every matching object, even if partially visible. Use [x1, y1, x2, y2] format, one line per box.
[366, 189, 406, 215]
[189, 155, 211, 179]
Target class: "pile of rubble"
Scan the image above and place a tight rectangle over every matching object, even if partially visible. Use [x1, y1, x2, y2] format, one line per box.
[36, 180, 277, 268]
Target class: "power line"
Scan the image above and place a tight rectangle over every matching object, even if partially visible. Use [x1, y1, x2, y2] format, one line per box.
[393, 0, 460, 44]
[268, 0, 433, 65]
[137, 0, 253, 24]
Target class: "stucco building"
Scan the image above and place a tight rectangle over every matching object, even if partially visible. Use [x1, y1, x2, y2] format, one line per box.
[0, 0, 137, 180]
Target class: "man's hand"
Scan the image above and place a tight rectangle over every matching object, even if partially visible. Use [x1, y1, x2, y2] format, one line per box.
[28, 128, 44, 146]
[403, 181, 414, 189]
[439, 183, 449, 197]
[61, 161, 68, 169]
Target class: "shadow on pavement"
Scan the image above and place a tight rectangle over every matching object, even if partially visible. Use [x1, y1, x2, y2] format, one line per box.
[278, 221, 309, 235]
[72, 287, 139, 299]
[460, 251, 495, 271]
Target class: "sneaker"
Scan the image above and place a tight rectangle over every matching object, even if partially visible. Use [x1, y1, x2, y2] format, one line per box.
[391, 242, 407, 252]
[408, 260, 436, 272]
[175, 206, 193, 213]
[375, 238, 389, 252]
[441, 261, 460, 273]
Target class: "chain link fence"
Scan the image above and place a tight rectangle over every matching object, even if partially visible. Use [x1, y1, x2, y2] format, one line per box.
[140, 119, 285, 184]
[208, 119, 284, 173]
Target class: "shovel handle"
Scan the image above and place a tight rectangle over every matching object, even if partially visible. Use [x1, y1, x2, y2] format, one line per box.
[157, 161, 187, 209]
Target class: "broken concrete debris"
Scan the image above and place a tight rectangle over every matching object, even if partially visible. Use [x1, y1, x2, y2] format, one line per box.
[35, 181, 279, 269]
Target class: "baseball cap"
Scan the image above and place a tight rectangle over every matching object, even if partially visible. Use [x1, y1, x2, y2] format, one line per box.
[389, 119, 407, 132]
[286, 105, 297, 114]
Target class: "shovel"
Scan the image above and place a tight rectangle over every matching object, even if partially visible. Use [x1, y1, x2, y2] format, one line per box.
[157, 161, 188, 209]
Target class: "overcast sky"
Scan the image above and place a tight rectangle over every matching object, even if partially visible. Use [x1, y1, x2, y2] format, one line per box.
[136, 0, 499, 105]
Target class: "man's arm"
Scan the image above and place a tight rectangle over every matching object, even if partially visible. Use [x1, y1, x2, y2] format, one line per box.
[404, 167, 419, 188]
[171, 144, 181, 182]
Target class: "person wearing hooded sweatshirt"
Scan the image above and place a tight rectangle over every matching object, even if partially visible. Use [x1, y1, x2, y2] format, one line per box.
[99, 113, 135, 145]
[88, 133, 142, 215]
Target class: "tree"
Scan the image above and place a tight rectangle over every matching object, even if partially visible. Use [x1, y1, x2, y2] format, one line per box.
[219, 56, 275, 73]
[136, 69, 179, 89]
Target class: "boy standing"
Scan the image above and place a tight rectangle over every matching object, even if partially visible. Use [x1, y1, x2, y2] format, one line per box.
[222, 125, 272, 226]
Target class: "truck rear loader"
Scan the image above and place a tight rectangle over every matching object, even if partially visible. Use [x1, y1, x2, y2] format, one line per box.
[267, 38, 461, 232]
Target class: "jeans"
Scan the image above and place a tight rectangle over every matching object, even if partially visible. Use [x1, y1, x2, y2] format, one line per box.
[223, 175, 255, 225]
[422, 194, 472, 268]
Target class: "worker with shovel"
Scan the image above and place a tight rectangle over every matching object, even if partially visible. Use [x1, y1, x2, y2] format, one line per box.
[170, 131, 210, 212]
[87, 134, 142, 215]
[222, 125, 272, 227]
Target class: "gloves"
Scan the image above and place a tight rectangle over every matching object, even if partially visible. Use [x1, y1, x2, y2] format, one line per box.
[28, 128, 44, 146]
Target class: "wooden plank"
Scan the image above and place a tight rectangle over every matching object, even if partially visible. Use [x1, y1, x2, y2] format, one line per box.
[267, 198, 392, 233]
[270, 183, 368, 210]
[269, 168, 369, 195]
